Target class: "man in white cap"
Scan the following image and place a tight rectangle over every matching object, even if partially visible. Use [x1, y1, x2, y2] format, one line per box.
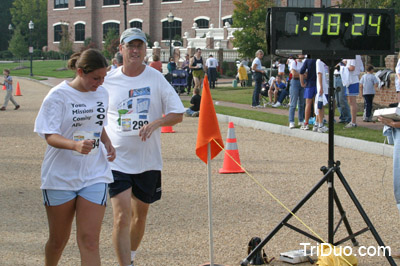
[103, 28, 185, 266]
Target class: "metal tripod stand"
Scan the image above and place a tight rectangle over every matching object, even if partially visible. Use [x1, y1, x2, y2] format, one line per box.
[241, 58, 396, 266]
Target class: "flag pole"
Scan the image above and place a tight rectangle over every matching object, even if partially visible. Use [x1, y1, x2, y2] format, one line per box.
[207, 142, 215, 266]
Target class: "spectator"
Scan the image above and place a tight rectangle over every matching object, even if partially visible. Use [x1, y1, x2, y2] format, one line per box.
[359, 64, 379, 122]
[343, 55, 364, 128]
[0, 69, 20, 111]
[270, 75, 288, 107]
[238, 62, 248, 87]
[115, 51, 123, 66]
[110, 58, 118, 70]
[277, 59, 285, 78]
[205, 54, 218, 89]
[335, 63, 351, 124]
[300, 58, 317, 130]
[395, 53, 400, 103]
[185, 88, 201, 117]
[167, 57, 176, 73]
[149, 54, 162, 73]
[288, 55, 305, 129]
[315, 59, 329, 133]
[251, 49, 265, 108]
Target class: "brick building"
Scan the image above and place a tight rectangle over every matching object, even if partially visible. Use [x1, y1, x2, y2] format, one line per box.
[47, 0, 340, 52]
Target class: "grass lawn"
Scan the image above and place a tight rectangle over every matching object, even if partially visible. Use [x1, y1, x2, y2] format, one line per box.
[0, 60, 74, 79]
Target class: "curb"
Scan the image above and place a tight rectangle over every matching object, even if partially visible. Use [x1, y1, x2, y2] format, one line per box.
[217, 114, 394, 158]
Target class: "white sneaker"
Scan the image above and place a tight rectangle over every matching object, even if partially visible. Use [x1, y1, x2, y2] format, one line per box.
[298, 121, 304, 127]
[318, 125, 329, 133]
[312, 125, 318, 132]
[300, 124, 309, 130]
[344, 122, 357, 128]
[272, 102, 281, 108]
[256, 105, 262, 108]
[289, 122, 295, 129]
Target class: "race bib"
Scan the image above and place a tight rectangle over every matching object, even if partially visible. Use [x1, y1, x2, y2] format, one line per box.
[118, 113, 149, 136]
[73, 131, 100, 155]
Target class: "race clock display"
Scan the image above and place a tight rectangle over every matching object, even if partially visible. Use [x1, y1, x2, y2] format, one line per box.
[267, 7, 395, 57]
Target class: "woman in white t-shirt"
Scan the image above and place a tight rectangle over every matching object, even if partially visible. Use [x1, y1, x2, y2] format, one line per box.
[395, 53, 400, 103]
[34, 49, 116, 265]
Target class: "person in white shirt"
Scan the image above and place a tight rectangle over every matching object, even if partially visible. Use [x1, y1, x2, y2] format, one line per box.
[288, 55, 305, 129]
[395, 53, 400, 103]
[251, 50, 265, 108]
[34, 49, 116, 266]
[315, 59, 329, 133]
[205, 54, 218, 89]
[343, 55, 363, 128]
[103, 28, 185, 266]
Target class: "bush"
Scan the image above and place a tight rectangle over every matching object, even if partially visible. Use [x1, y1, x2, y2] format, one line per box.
[0, 50, 13, 59]
[44, 50, 61, 60]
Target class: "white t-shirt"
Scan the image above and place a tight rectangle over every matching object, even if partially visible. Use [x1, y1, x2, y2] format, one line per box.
[316, 59, 328, 95]
[395, 59, 400, 92]
[278, 62, 285, 73]
[345, 55, 363, 85]
[206, 57, 218, 68]
[34, 81, 113, 190]
[290, 60, 304, 74]
[103, 66, 185, 174]
[252, 57, 262, 72]
[287, 58, 295, 72]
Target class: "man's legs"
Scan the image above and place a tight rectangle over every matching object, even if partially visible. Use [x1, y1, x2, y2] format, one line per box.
[130, 195, 150, 252]
[111, 189, 133, 266]
[339, 86, 351, 123]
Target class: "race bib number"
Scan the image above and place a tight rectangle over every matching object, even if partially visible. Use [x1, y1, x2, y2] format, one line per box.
[73, 131, 100, 155]
[118, 113, 149, 136]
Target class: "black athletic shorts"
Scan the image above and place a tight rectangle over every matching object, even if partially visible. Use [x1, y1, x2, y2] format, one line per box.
[108, 170, 162, 204]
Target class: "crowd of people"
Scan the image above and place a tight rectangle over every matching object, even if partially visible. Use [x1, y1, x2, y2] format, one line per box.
[248, 51, 386, 133]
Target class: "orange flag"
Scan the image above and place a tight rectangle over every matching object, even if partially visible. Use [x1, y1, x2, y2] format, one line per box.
[196, 75, 224, 164]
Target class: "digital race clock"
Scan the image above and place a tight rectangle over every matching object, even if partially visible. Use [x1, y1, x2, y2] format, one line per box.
[266, 7, 395, 57]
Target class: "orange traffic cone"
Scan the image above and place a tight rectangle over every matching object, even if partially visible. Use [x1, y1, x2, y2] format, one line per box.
[219, 122, 245, 174]
[15, 82, 22, 96]
[2, 85, 5, 90]
[161, 115, 175, 133]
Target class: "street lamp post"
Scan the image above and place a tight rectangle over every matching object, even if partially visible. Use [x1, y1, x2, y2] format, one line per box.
[167, 11, 174, 59]
[28, 20, 34, 77]
[123, 0, 128, 30]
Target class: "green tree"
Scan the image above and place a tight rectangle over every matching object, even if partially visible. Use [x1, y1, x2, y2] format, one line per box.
[0, 0, 14, 51]
[10, 0, 47, 50]
[232, 0, 274, 59]
[59, 25, 73, 60]
[340, 0, 400, 46]
[103, 29, 119, 60]
[8, 29, 28, 60]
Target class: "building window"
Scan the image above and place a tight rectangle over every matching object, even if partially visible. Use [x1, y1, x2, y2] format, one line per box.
[287, 0, 314, 7]
[75, 23, 85, 41]
[130, 21, 143, 30]
[195, 19, 209, 29]
[162, 20, 182, 40]
[223, 18, 233, 26]
[321, 0, 331, 7]
[75, 0, 85, 7]
[130, 0, 142, 3]
[55, 0, 68, 9]
[103, 22, 120, 40]
[103, 0, 119, 5]
[54, 25, 66, 42]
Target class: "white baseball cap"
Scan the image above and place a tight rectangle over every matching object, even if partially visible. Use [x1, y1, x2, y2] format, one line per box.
[120, 28, 147, 44]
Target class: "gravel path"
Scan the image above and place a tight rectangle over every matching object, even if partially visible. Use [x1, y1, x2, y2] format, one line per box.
[0, 78, 399, 266]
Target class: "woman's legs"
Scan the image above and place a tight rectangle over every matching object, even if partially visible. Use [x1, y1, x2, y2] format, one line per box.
[75, 196, 106, 266]
[45, 199, 76, 266]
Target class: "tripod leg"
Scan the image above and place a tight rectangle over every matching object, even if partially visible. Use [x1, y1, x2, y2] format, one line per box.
[333, 188, 359, 246]
[240, 168, 332, 266]
[336, 168, 396, 266]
